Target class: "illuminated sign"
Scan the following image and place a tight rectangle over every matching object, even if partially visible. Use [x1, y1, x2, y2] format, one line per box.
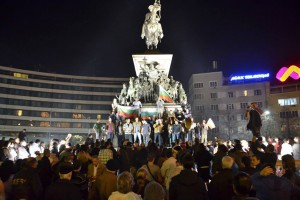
[230, 73, 270, 82]
[276, 65, 300, 82]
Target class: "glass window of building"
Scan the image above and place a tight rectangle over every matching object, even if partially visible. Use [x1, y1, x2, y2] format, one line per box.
[254, 89, 262, 96]
[211, 104, 218, 110]
[194, 82, 204, 88]
[41, 112, 50, 118]
[243, 90, 248, 96]
[194, 94, 204, 100]
[278, 98, 298, 106]
[209, 81, 217, 88]
[210, 93, 217, 99]
[257, 102, 263, 108]
[228, 92, 234, 98]
[195, 105, 205, 112]
[227, 104, 234, 110]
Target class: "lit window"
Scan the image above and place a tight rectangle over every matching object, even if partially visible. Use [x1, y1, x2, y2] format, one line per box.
[41, 112, 50, 118]
[17, 110, 23, 116]
[278, 98, 298, 106]
[13, 72, 28, 79]
[244, 90, 248, 96]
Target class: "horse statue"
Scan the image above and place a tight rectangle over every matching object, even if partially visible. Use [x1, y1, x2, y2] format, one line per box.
[141, 1, 164, 49]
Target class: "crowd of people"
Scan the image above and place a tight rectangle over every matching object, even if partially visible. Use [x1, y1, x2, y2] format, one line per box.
[0, 128, 300, 200]
[0, 101, 300, 200]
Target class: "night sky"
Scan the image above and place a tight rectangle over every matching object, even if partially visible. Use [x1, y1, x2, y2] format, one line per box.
[0, 0, 300, 88]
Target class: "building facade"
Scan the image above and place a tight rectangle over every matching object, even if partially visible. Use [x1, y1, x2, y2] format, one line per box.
[189, 71, 269, 140]
[0, 66, 128, 141]
[267, 83, 300, 137]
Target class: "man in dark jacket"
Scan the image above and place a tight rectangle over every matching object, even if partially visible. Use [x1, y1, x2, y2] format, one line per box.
[37, 149, 52, 190]
[12, 157, 43, 200]
[169, 153, 208, 200]
[45, 163, 81, 200]
[208, 156, 236, 200]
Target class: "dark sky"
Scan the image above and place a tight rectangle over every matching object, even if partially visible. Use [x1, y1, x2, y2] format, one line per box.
[0, 0, 300, 87]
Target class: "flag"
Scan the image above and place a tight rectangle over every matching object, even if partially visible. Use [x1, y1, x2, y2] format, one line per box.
[159, 85, 174, 103]
[141, 107, 159, 119]
[117, 105, 139, 118]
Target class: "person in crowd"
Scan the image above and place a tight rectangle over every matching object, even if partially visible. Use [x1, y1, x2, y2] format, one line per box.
[240, 156, 256, 176]
[232, 172, 258, 200]
[251, 164, 300, 200]
[274, 137, 282, 155]
[194, 122, 201, 140]
[71, 161, 88, 199]
[106, 117, 116, 141]
[201, 119, 209, 145]
[7, 139, 17, 162]
[208, 156, 236, 200]
[281, 154, 300, 187]
[132, 97, 142, 117]
[18, 129, 26, 141]
[292, 136, 300, 160]
[93, 119, 102, 140]
[29, 139, 41, 158]
[37, 149, 52, 190]
[85, 133, 94, 147]
[153, 119, 163, 146]
[132, 168, 150, 198]
[281, 138, 293, 157]
[45, 163, 81, 200]
[161, 148, 177, 187]
[116, 121, 125, 147]
[87, 156, 105, 190]
[0, 179, 5, 200]
[211, 144, 228, 175]
[133, 117, 142, 145]
[123, 118, 133, 143]
[0, 160, 15, 199]
[18, 140, 29, 159]
[98, 141, 113, 165]
[172, 120, 181, 144]
[141, 153, 163, 184]
[12, 157, 43, 200]
[144, 181, 166, 200]
[108, 171, 142, 200]
[246, 102, 263, 141]
[194, 143, 213, 184]
[250, 154, 263, 172]
[169, 153, 208, 200]
[91, 159, 119, 200]
[156, 98, 164, 118]
[141, 119, 151, 146]
[261, 144, 277, 168]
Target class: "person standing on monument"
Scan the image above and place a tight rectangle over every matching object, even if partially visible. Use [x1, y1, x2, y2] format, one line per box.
[123, 118, 133, 143]
[246, 102, 263, 142]
[93, 119, 101, 141]
[133, 98, 142, 117]
[133, 117, 142, 145]
[156, 98, 164, 118]
[201, 120, 208, 145]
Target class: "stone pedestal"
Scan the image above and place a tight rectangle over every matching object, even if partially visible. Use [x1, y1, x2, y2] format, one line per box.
[132, 53, 173, 77]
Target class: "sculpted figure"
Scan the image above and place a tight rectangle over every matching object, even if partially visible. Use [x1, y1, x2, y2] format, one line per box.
[141, 0, 164, 49]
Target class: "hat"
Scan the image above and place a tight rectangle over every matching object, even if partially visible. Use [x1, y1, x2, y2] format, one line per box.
[106, 159, 119, 171]
[59, 164, 73, 174]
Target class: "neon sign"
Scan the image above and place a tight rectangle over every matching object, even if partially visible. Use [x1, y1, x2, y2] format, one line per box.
[230, 73, 270, 82]
[276, 65, 300, 82]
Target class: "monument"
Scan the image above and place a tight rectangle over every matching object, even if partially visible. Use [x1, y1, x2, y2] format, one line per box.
[115, 0, 189, 119]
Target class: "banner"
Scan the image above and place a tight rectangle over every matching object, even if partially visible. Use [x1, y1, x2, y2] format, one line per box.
[117, 105, 139, 118]
[159, 85, 174, 103]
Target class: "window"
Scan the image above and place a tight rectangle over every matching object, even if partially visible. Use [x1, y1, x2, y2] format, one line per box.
[243, 90, 248, 96]
[194, 94, 204, 100]
[194, 82, 204, 88]
[195, 105, 205, 112]
[254, 89, 262, 96]
[280, 111, 298, 118]
[41, 112, 50, 118]
[13, 72, 28, 79]
[228, 92, 234, 98]
[227, 115, 235, 121]
[240, 102, 248, 109]
[227, 104, 234, 110]
[211, 104, 218, 110]
[241, 114, 248, 120]
[210, 93, 217, 99]
[212, 115, 219, 122]
[257, 102, 263, 108]
[73, 114, 85, 119]
[278, 98, 298, 106]
[209, 81, 217, 88]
